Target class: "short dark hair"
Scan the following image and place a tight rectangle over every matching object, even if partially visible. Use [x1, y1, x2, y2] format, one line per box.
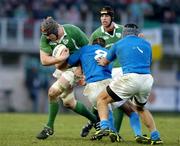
[40, 17, 59, 36]
[122, 23, 140, 37]
[92, 37, 106, 47]
[124, 23, 139, 29]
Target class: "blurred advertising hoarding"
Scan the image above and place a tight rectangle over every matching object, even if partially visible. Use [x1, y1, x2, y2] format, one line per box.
[146, 86, 180, 112]
[143, 28, 163, 61]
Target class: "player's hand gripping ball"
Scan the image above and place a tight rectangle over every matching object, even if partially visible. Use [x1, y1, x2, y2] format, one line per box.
[52, 44, 69, 70]
[52, 44, 69, 59]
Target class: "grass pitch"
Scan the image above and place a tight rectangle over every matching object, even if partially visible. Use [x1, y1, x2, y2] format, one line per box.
[0, 113, 180, 146]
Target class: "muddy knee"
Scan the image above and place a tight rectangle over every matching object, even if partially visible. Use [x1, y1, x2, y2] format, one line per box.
[48, 87, 61, 101]
[62, 92, 76, 109]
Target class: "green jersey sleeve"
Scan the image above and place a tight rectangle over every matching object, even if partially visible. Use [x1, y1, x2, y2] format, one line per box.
[40, 35, 52, 54]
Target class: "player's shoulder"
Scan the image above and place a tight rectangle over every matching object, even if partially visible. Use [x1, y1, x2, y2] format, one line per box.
[40, 34, 49, 44]
[114, 23, 124, 32]
[91, 26, 102, 35]
[81, 44, 103, 51]
[100, 46, 109, 52]
[114, 36, 126, 46]
[63, 24, 80, 30]
[90, 27, 103, 41]
[40, 34, 46, 40]
[93, 26, 102, 32]
[82, 44, 98, 51]
[64, 24, 85, 38]
[115, 23, 124, 28]
[63, 24, 77, 28]
[92, 44, 108, 53]
[143, 39, 151, 47]
[138, 36, 151, 46]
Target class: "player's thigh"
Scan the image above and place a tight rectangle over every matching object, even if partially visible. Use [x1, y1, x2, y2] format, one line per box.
[49, 74, 72, 98]
[53, 67, 77, 87]
[134, 75, 154, 105]
[111, 99, 128, 109]
[120, 100, 136, 116]
[83, 79, 111, 106]
[48, 80, 62, 99]
[61, 69, 75, 86]
[109, 74, 138, 100]
[111, 67, 123, 79]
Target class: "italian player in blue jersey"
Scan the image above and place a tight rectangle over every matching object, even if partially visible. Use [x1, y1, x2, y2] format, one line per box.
[68, 37, 121, 142]
[67, 38, 150, 143]
[94, 24, 163, 145]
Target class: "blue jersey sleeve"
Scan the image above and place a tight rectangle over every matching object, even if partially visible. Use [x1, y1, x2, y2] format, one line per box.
[106, 43, 117, 62]
[67, 50, 81, 66]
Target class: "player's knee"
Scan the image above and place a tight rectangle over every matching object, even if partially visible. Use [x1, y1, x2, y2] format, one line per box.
[63, 99, 76, 109]
[62, 92, 75, 108]
[48, 87, 60, 101]
[63, 101, 72, 108]
[96, 96, 102, 106]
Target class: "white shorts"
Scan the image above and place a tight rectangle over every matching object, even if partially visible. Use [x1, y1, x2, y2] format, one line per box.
[83, 79, 111, 106]
[110, 67, 128, 108]
[111, 99, 128, 109]
[111, 67, 123, 79]
[108, 73, 154, 105]
[53, 67, 78, 86]
[51, 67, 77, 103]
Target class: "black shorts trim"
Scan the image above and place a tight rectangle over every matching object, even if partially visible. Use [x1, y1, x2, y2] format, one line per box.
[134, 96, 147, 106]
[106, 85, 122, 101]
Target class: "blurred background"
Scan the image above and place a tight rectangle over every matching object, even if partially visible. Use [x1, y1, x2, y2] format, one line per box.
[0, 0, 180, 113]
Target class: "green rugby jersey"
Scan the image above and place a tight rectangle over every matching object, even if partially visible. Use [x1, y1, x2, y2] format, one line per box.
[90, 23, 123, 67]
[40, 24, 89, 54]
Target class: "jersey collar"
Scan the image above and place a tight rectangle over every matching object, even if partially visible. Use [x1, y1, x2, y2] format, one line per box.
[101, 22, 119, 36]
[58, 26, 67, 43]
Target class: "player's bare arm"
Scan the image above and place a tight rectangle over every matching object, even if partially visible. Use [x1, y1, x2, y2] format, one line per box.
[40, 49, 69, 66]
[73, 66, 82, 77]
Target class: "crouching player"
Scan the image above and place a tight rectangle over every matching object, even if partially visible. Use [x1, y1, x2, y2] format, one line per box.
[94, 24, 163, 145]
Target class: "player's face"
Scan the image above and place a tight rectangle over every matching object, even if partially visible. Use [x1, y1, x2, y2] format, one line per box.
[44, 27, 61, 42]
[46, 34, 58, 42]
[100, 14, 111, 27]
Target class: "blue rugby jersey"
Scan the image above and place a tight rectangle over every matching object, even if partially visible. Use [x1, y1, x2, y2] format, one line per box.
[106, 35, 152, 74]
[68, 44, 112, 83]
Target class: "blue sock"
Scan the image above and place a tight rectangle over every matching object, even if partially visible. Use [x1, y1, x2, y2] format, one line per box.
[129, 112, 142, 136]
[151, 130, 160, 140]
[108, 110, 117, 132]
[100, 120, 110, 129]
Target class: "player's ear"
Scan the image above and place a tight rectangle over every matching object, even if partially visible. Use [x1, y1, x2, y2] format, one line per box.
[138, 33, 144, 38]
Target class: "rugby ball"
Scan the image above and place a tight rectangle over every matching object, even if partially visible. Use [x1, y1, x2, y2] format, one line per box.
[52, 44, 69, 58]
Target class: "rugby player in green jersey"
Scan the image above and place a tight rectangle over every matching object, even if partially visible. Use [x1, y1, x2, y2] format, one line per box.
[36, 17, 98, 140]
[81, 6, 150, 144]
